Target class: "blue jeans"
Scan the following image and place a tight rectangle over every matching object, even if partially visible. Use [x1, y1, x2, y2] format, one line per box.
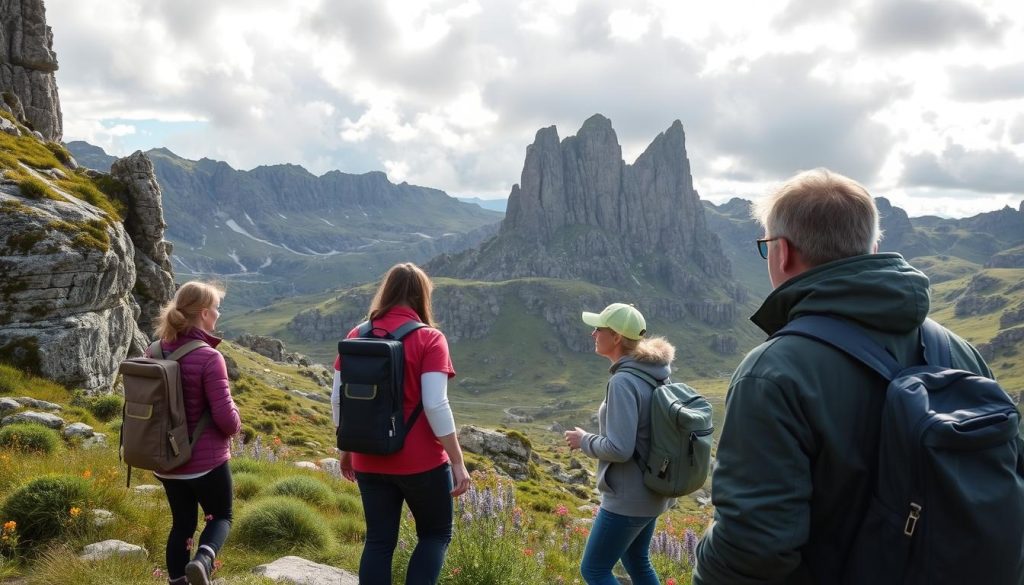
[580, 508, 660, 585]
[356, 463, 453, 585]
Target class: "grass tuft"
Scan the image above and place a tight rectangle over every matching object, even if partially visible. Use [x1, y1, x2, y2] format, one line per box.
[264, 476, 334, 509]
[0, 424, 61, 455]
[233, 496, 335, 553]
[0, 475, 91, 553]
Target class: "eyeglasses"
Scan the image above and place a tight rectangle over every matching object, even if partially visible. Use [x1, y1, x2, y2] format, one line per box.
[756, 237, 780, 260]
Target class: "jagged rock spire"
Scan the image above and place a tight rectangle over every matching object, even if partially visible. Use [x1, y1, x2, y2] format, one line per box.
[431, 115, 733, 295]
[0, 0, 62, 140]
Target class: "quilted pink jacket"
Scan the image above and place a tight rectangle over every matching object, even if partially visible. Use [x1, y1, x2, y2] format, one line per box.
[149, 328, 241, 474]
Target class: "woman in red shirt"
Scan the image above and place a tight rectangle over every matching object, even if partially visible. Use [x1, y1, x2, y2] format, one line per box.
[331, 263, 471, 585]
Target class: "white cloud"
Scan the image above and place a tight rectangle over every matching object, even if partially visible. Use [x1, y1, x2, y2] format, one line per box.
[47, 0, 1024, 216]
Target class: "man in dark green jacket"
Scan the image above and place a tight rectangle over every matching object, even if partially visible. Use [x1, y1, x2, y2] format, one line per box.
[693, 168, 992, 584]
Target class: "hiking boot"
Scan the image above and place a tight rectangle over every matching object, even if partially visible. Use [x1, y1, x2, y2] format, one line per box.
[184, 549, 214, 585]
[168, 577, 188, 585]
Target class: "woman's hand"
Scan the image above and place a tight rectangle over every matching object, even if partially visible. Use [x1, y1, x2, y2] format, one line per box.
[339, 450, 355, 482]
[564, 427, 587, 451]
[450, 461, 471, 497]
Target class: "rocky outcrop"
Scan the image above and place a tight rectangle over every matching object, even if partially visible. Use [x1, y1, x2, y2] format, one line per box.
[459, 425, 532, 480]
[987, 245, 1024, 269]
[0, 0, 62, 140]
[0, 178, 147, 391]
[110, 152, 175, 338]
[430, 115, 736, 302]
[977, 325, 1024, 361]
[1000, 303, 1024, 329]
[235, 333, 312, 365]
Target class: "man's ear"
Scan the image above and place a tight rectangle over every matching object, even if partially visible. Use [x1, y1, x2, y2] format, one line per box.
[778, 237, 812, 280]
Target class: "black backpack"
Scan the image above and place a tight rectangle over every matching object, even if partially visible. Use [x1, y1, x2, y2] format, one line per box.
[775, 315, 1024, 585]
[336, 320, 427, 455]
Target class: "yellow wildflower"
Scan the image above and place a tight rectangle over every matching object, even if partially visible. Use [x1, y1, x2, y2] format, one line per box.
[69, 507, 82, 518]
[82, 469, 92, 479]
[2, 520, 15, 533]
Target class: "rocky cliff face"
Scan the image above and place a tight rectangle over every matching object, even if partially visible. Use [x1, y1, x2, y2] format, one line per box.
[110, 152, 176, 337]
[430, 115, 734, 300]
[0, 178, 146, 393]
[0, 0, 62, 141]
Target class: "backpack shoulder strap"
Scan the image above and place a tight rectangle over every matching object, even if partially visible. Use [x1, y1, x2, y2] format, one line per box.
[920, 318, 952, 368]
[773, 315, 902, 381]
[355, 321, 374, 337]
[165, 340, 209, 362]
[147, 340, 164, 359]
[391, 320, 428, 340]
[617, 366, 662, 389]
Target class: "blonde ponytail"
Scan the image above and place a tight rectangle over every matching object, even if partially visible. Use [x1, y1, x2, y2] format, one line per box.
[153, 281, 225, 342]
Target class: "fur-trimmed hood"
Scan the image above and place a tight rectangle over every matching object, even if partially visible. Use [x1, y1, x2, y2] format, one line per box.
[631, 336, 675, 365]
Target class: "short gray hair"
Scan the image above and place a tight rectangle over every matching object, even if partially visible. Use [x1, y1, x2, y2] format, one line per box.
[752, 168, 882, 266]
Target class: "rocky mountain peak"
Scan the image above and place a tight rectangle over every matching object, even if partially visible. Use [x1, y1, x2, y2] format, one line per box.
[431, 115, 736, 298]
[0, 0, 62, 140]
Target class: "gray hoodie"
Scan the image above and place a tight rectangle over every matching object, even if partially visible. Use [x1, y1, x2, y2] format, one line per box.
[580, 338, 675, 517]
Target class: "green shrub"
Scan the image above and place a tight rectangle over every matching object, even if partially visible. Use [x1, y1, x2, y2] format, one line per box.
[333, 492, 362, 515]
[262, 400, 290, 413]
[1, 475, 90, 552]
[234, 496, 334, 552]
[233, 472, 263, 501]
[265, 476, 333, 508]
[229, 458, 267, 475]
[252, 419, 276, 434]
[0, 423, 60, 454]
[88, 394, 123, 422]
[331, 513, 365, 543]
[237, 426, 254, 444]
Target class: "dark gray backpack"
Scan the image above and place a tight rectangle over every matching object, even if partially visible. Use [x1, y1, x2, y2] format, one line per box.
[336, 320, 426, 455]
[776, 316, 1024, 585]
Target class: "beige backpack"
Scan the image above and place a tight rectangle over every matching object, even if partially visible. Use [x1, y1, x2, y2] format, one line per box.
[118, 340, 212, 486]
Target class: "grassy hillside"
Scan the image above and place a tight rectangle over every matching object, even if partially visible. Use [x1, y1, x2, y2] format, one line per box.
[0, 341, 708, 584]
[222, 276, 763, 433]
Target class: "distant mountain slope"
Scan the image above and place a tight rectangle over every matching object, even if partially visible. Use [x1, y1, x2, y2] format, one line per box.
[457, 196, 508, 212]
[65, 142, 503, 309]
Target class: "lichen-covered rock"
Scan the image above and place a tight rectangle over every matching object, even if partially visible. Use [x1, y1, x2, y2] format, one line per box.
[0, 181, 147, 392]
[63, 421, 94, 438]
[0, 0, 62, 140]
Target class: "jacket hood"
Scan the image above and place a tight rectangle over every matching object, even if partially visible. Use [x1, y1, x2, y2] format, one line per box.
[610, 337, 675, 381]
[751, 253, 930, 336]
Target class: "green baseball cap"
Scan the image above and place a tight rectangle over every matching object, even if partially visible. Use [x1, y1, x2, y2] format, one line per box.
[581, 303, 647, 340]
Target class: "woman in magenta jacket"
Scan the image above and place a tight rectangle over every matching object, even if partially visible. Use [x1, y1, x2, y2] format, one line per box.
[149, 281, 241, 585]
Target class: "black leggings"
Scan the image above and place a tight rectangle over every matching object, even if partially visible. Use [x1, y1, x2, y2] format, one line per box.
[157, 462, 233, 579]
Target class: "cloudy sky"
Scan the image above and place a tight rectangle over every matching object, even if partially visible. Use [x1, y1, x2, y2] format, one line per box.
[49, 0, 1024, 217]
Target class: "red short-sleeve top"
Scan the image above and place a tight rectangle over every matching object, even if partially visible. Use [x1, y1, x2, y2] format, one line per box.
[333, 306, 456, 474]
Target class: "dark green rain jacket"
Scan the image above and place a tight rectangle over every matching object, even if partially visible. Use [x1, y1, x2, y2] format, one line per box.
[693, 253, 992, 584]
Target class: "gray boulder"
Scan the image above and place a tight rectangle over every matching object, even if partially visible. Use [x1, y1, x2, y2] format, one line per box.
[1, 410, 64, 429]
[63, 421, 95, 438]
[0, 397, 20, 413]
[78, 539, 147, 561]
[253, 556, 358, 585]
[81, 432, 108, 449]
[13, 396, 60, 411]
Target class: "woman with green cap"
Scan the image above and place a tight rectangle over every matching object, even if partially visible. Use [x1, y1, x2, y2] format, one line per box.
[565, 302, 676, 585]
